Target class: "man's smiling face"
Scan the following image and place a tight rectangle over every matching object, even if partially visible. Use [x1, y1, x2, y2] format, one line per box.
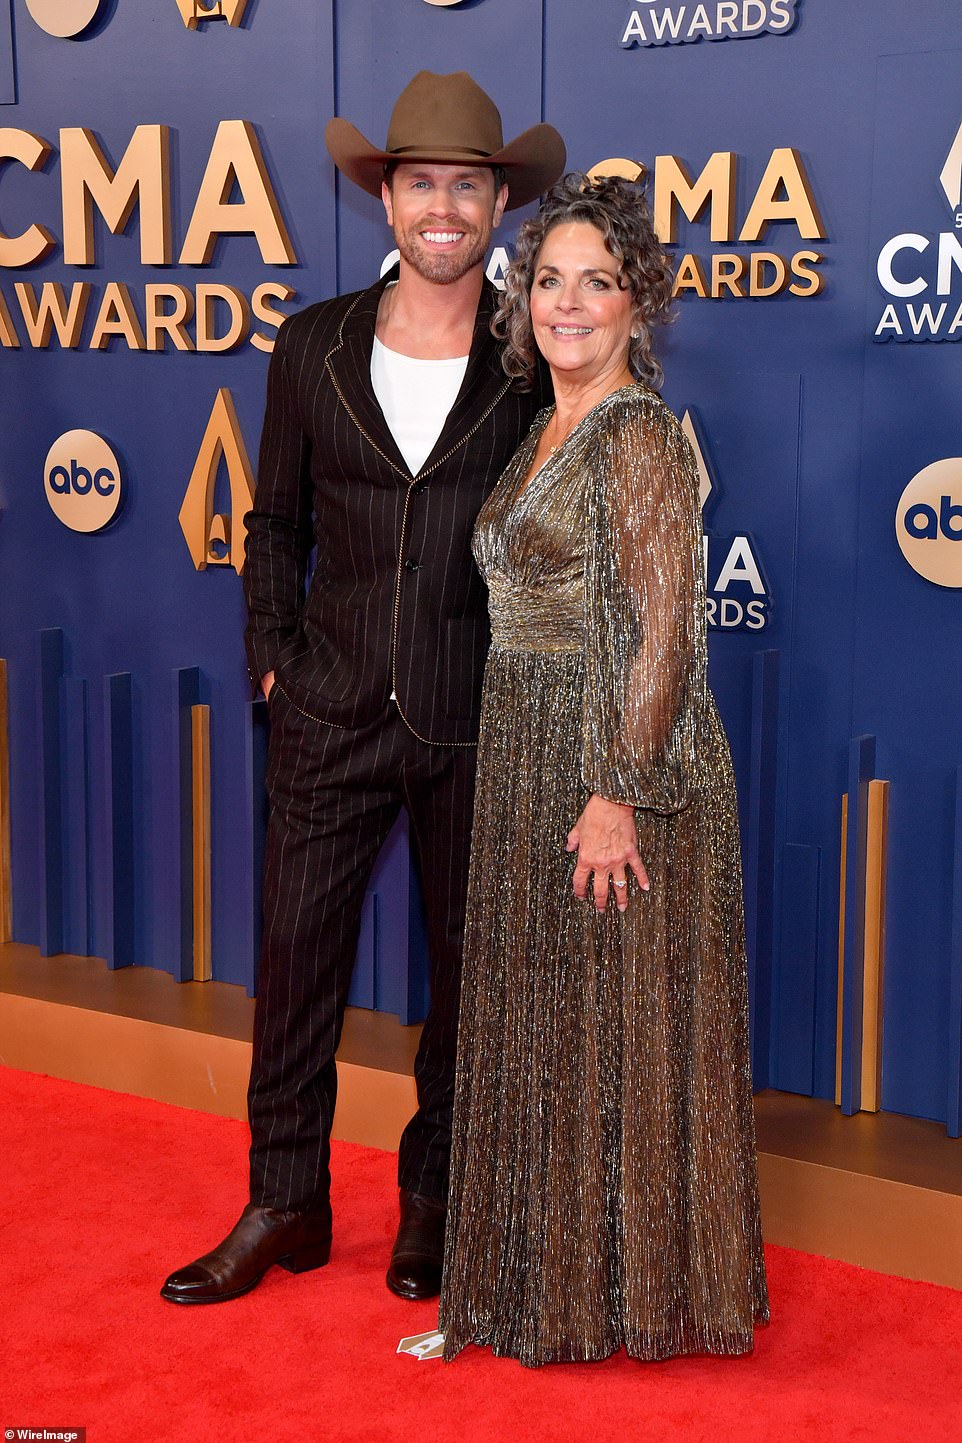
[382, 163, 507, 285]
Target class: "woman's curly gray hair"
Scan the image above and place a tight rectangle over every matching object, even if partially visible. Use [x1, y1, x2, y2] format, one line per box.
[493, 172, 675, 390]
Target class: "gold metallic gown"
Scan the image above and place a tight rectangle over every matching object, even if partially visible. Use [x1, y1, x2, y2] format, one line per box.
[439, 384, 769, 1367]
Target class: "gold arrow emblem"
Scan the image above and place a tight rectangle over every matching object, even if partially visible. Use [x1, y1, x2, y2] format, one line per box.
[178, 389, 255, 574]
[174, 0, 248, 29]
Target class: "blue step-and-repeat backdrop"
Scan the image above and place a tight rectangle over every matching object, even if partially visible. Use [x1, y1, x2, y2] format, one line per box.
[1, 1, 961, 1129]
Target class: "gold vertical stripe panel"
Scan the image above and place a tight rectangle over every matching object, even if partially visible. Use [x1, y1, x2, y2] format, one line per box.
[191, 704, 212, 983]
[0, 659, 11, 944]
[835, 793, 848, 1108]
[860, 779, 890, 1113]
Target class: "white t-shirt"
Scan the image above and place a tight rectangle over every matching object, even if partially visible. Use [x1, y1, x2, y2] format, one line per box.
[371, 336, 469, 476]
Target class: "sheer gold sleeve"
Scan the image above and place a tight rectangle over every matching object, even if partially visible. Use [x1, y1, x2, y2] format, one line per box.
[581, 389, 707, 813]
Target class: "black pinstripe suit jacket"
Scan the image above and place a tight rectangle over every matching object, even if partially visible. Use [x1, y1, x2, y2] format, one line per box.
[243, 269, 550, 746]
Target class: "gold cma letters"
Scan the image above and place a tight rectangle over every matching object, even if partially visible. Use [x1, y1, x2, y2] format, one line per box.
[61, 126, 171, 265]
[180, 122, 295, 265]
[175, 0, 248, 28]
[0, 130, 56, 267]
[592, 151, 826, 300]
[0, 121, 296, 268]
[653, 147, 824, 244]
[654, 153, 737, 243]
[178, 388, 255, 574]
[14, 281, 90, 346]
[0, 278, 294, 351]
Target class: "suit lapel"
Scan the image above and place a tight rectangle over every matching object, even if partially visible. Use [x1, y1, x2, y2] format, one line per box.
[324, 270, 411, 477]
[325, 271, 510, 483]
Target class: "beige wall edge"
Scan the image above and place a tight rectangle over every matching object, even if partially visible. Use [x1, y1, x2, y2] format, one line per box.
[0, 993, 414, 1151]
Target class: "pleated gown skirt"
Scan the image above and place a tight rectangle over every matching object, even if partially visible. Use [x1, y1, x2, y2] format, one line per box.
[439, 645, 770, 1367]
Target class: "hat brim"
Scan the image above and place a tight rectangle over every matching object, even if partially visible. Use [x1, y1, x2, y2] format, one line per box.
[325, 117, 566, 211]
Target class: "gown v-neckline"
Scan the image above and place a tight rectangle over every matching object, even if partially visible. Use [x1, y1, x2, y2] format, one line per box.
[514, 382, 646, 502]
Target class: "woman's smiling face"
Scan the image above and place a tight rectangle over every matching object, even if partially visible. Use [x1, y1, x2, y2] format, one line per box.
[529, 221, 636, 386]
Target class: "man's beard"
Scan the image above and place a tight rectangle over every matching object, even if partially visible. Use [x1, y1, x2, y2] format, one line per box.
[394, 219, 490, 284]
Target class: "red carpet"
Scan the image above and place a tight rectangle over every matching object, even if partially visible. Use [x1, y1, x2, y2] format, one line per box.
[2, 1065, 960, 1442]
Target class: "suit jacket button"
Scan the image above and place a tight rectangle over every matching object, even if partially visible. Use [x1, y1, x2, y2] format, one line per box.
[404, 558, 420, 572]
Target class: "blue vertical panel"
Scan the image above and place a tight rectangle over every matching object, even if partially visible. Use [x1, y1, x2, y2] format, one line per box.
[173, 667, 201, 982]
[840, 735, 877, 1116]
[405, 859, 431, 1029]
[348, 892, 378, 1011]
[37, 629, 65, 957]
[774, 843, 820, 1096]
[851, 46, 962, 1124]
[243, 695, 269, 998]
[0, 0, 14, 104]
[947, 768, 962, 1138]
[745, 649, 779, 1089]
[371, 815, 425, 1026]
[60, 675, 91, 957]
[103, 672, 134, 971]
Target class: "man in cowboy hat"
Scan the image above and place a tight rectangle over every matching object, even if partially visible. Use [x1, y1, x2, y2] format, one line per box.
[161, 72, 565, 1307]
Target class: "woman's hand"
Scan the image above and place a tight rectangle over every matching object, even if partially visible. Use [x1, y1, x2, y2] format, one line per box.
[567, 794, 650, 913]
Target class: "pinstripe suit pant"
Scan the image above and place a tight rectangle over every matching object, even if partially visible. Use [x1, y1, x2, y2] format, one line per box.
[248, 684, 476, 1211]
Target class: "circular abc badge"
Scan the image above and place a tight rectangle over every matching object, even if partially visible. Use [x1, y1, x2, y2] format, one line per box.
[44, 430, 123, 533]
[25, 1, 103, 38]
[895, 457, 962, 588]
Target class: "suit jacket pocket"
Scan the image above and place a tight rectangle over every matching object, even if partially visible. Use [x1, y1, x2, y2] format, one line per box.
[292, 601, 364, 704]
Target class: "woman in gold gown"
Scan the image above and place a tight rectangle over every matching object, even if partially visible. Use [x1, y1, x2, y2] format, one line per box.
[439, 174, 769, 1367]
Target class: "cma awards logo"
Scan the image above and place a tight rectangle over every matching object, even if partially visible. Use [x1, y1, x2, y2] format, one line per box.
[683, 412, 771, 630]
[896, 458, 962, 589]
[874, 118, 962, 342]
[175, 0, 248, 28]
[621, 0, 799, 48]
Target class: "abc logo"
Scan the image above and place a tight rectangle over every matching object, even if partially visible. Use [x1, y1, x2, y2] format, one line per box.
[25, 0, 103, 38]
[44, 430, 123, 533]
[896, 457, 962, 588]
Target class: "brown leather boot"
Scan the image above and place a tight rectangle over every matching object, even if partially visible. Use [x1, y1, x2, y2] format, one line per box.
[160, 1202, 332, 1305]
[386, 1188, 446, 1301]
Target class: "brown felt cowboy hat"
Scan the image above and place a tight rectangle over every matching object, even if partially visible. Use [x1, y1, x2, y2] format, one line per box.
[325, 70, 565, 211]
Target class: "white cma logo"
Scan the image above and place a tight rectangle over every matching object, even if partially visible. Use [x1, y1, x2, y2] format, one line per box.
[874, 118, 962, 342]
[683, 411, 770, 632]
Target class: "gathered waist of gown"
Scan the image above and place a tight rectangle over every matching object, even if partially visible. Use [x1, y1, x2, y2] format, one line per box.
[486, 574, 583, 654]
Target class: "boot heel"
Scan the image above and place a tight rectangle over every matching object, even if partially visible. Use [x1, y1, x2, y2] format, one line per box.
[277, 1238, 332, 1274]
